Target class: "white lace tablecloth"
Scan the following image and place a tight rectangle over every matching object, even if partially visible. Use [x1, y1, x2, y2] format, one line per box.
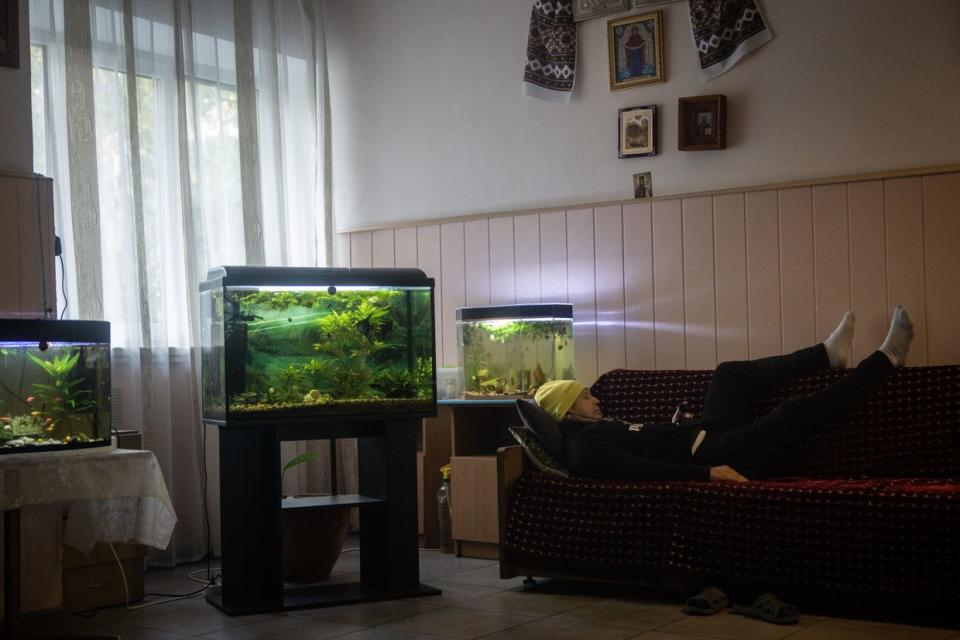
[0, 448, 177, 553]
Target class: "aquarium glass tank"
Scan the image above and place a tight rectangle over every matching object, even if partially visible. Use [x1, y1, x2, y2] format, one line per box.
[200, 267, 436, 422]
[457, 304, 574, 398]
[0, 319, 111, 454]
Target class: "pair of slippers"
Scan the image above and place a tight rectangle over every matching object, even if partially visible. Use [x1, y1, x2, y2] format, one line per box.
[682, 587, 799, 625]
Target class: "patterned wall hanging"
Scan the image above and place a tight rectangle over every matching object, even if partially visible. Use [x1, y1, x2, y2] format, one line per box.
[688, 0, 772, 80]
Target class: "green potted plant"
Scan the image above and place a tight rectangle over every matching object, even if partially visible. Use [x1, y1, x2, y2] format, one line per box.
[281, 451, 352, 582]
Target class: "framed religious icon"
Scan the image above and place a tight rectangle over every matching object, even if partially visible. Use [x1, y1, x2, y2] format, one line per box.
[608, 11, 664, 90]
[679, 95, 727, 150]
[618, 104, 657, 158]
[633, 172, 653, 198]
[0, 0, 19, 69]
[573, 0, 630, 22]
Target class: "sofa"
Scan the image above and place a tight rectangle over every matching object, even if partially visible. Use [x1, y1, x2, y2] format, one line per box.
[497, 365, 960, 610]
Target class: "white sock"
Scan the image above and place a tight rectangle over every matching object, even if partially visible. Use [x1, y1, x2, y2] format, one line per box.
[823, 311, 855, 368]
[879, 305, 914, 367]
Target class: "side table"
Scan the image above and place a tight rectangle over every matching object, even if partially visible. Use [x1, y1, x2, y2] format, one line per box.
[0, 448, 177, 639]
[419, 400, 519, 559]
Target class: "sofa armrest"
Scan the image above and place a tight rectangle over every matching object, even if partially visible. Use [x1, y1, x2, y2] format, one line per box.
[497, 445, 528, 573]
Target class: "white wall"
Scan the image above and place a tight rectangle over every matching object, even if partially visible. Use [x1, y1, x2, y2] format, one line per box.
[0, 0, 33, 175]
[325, 0, 960, 230]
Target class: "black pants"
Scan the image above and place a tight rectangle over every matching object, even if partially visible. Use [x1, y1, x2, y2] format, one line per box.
[691, 345, 894, 479]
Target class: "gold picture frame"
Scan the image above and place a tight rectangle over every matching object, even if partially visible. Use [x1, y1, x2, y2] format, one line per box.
[608, 11, 665, 91]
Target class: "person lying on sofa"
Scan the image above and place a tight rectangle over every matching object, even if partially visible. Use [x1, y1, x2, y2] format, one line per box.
[534, 306, 914, 482]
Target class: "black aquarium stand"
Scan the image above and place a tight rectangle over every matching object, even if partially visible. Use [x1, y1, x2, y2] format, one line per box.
[205, 416, 439, 615]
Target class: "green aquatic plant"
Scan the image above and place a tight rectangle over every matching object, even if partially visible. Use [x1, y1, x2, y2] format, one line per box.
[27, 350, 95, 437]
[282, 451, 321, 486]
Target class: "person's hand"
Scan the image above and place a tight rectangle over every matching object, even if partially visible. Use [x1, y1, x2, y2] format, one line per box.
[709, 465, 748, 482]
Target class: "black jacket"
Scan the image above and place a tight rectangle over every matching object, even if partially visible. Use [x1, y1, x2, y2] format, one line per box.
[559, 418, 710, 482]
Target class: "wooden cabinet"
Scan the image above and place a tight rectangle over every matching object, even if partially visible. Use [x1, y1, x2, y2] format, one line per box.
[418, 401, 519, 559]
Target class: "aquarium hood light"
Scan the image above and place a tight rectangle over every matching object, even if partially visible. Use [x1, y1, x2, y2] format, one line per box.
[0, 341, 103, 348]
[456, 303, 574, 323]
[235, 285, 432, 293]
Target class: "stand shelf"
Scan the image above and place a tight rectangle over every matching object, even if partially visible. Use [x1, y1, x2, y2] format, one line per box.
[207, 417, 439, 616]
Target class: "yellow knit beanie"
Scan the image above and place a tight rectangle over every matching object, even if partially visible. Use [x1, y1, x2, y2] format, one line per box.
[534, 380, 585, 422]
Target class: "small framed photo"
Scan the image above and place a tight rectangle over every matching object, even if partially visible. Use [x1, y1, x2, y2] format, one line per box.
[633, 172, 653, 198]
[573, 0, 630, 22]
[678, 95, 727, 150]
[608, 11, 664, 90]
[618, 104, 656, 158]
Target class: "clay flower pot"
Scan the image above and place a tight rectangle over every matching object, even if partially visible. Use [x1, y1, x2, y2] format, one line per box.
[281, 498, 351, 582]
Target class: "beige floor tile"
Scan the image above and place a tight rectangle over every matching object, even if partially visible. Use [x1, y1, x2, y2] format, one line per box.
[786, 618, 957, 640]
[197, 615, 364, 640]
[440, 564, 528, 589]
[335, 628, 459, 640]
[420, 579, 507, 606]
[478, 616, 640, 640]
[456, 589, 599, 618]
[553, 599, 686, 630]
[68, 623, 190, 640]
[118, 602, 271, 636]
[627, 632, 733, 640]
[380, 606, 536, 639]
[657, 610, 817, 640]
[286, 599, 441, 626]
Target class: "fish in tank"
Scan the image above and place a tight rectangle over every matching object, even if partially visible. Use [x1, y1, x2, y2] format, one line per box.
[0, 319, 111, 453]
[200, 267, 437, 422]
[457, 304, 574, 398]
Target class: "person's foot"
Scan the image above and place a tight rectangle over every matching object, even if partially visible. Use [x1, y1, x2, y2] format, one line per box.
[823, 311, 855, 368]
[879, 305, 914, 367]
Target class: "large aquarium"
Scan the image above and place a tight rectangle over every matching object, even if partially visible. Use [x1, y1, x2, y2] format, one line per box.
[457, 304, 574, 399]
[200, 267, 437, 423]
[0, 319, 111, 454]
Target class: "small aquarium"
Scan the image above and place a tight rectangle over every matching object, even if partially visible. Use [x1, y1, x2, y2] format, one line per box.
[200, 266, 436, 423]
[0, 319, 111, 454]
[457, 304, 574, 398]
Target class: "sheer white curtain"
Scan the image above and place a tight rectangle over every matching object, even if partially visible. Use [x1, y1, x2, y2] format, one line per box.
[30, 0, 338, 565]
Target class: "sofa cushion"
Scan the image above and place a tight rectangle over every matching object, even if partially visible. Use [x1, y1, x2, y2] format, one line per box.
[508, 426, 571, 478]
[516, 398, 565, 461]
[501, 471, 960, 599]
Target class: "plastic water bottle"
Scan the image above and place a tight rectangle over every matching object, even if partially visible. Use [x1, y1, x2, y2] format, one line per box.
[437, 465, 454, 554]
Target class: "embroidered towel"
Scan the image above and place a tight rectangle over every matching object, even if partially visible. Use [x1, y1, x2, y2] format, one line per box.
[522, 0, 577, 103]
[688, 0, 772, 81]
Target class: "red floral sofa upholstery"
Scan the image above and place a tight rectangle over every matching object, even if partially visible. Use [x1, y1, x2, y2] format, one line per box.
[497, 366, 960, 608]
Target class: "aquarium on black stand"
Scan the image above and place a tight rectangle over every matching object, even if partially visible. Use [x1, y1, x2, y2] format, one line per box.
[200, 267, 440, 615]
[0, 319, 111, 454]
[200, 266, 437, 424]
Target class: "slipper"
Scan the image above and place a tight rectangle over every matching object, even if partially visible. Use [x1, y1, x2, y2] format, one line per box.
[682, 586, 730, 616]
[731, 592, 799, 625]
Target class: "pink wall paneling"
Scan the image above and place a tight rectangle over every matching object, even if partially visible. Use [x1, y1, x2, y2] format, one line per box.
[652, 199, 685, 369]
[340, 169, 960, 379]
[622, 202, 655, 370]
[883, 177, 927, 365]
[488, 217, 516, 306]
[566, 208, 598, 384]
[371, 229, 395, 267]
[745, 190, 782, 359]
[778, 187, 816, 354]
[440, 222, 466, 367]
[847, 181, 887, 363]
[594, 206, 626, 374]
[513, 214, 541, 304]
[712, 193, 748, 363]
[681, 197, 717, 369]
[463, 219, 491, 307]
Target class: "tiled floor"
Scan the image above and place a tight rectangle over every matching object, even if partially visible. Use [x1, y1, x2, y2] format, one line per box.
[27, 544, 960, 640]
